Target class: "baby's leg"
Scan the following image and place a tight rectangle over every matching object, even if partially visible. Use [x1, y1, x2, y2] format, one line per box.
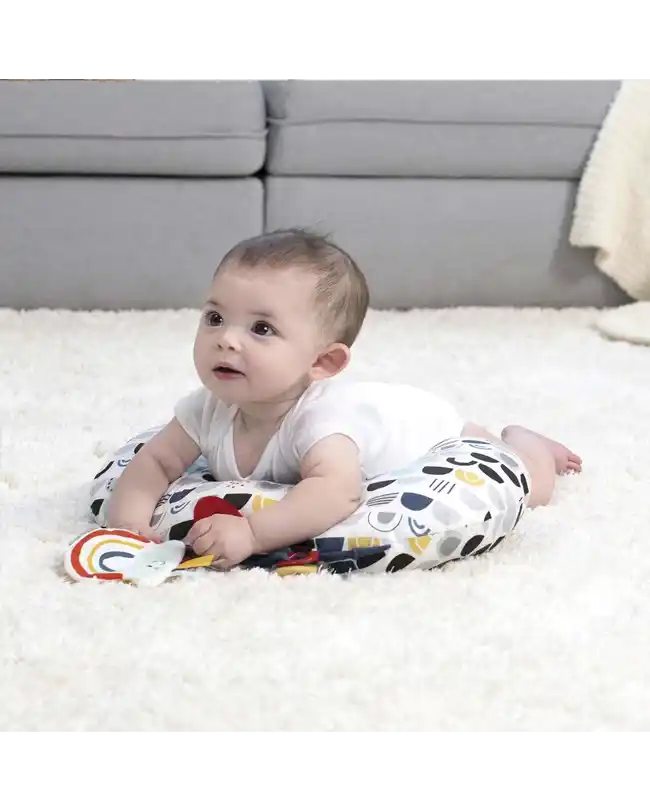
[461, 422, 582, 508]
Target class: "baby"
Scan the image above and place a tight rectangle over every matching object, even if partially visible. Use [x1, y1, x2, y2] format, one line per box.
[107, 229, 582, 569]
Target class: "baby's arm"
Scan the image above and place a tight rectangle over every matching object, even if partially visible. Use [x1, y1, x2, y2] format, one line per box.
[106, 418, 200, 537]
[248, 434, 363, 553]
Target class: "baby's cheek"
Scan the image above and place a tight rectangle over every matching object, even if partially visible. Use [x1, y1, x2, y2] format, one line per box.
[192, 337, 204, 364]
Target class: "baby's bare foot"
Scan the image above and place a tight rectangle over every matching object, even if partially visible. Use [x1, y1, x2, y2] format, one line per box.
[502, 425, 582, 475]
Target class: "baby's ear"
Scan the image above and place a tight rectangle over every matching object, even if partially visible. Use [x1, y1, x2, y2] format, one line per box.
[311, 343, 350, 381]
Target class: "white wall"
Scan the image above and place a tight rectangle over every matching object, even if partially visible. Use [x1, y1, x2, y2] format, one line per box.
[291, 71, 642, 81]
[136, 71, 288, 81]
[136, 71, 636, 81]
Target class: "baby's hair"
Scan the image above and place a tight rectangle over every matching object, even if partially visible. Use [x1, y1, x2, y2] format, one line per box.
[216, 228, 370, 347]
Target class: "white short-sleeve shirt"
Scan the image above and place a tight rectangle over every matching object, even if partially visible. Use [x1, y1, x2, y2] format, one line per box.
[174, 379, 464, 484]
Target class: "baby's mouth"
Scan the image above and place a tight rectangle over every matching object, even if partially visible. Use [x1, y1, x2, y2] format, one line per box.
[213, 364, 244, 379]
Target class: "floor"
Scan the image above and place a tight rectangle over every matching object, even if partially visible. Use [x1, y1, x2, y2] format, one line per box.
[1, 306, 649, 731]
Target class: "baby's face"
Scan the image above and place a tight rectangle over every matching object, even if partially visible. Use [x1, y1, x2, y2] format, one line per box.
[193, 264, 326, 406]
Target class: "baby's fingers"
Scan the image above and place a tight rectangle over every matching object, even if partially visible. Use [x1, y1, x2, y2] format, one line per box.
[138, 527, 163, 544]
[147, 530, 164, 544]
[192, 532, 219, 557]
[187, 517, 210, 544]
[119, 524, 163, 544]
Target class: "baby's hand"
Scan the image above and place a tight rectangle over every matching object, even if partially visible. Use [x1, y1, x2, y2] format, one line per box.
[187, 514, 257, 570]
[112, 521, 163, 544]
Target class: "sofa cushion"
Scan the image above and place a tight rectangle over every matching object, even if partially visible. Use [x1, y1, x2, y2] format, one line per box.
[0, 177, 263, 308]
[0, 80, 266, 176]
[264, 81, 620, 179]
[265, 176, 629, 308]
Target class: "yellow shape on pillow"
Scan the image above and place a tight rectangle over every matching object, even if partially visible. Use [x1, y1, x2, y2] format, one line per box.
[347, 536, 384, 549]
[455, 470, 485, 486]
[408, 536, 432, 555]
[276, 565, 319, 577]
[252, 494, 279, 512]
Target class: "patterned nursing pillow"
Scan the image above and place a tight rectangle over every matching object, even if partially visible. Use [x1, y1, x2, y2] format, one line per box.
[88, 429, 530, 576]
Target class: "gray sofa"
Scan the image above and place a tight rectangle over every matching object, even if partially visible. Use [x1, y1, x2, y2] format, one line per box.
[0, 80, 628, 310]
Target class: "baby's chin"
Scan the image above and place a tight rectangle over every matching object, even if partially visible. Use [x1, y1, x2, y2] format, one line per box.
[201, 377, 270, 405]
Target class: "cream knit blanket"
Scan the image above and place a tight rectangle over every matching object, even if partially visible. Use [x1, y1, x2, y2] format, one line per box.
[570, 80, 650, 300]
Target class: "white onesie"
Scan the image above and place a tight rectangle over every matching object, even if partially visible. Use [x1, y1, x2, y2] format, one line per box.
[174, 379, 464, 484]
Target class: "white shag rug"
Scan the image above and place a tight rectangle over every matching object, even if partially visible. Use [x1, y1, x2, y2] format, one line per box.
[595, 301, 650, 345]
[2, 306, 649, 732]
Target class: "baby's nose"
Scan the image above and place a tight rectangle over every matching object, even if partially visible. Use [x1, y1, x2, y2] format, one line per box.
[216, 326, 241, 349]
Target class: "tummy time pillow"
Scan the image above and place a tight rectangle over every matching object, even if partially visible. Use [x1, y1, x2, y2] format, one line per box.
[87, 429, 530, 576]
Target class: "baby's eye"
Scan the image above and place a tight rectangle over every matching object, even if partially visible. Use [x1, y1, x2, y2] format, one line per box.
[252, 321, 276, 337]
[204, 310, 223, 328]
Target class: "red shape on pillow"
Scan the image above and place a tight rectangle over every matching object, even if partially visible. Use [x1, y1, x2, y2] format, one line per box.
[276, 551, 320, 567]
[193, 495, 243, 522]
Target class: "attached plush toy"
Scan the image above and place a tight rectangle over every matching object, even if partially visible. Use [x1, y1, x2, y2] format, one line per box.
[65, 529, 196, 587]
[65, 495, 388, 586]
